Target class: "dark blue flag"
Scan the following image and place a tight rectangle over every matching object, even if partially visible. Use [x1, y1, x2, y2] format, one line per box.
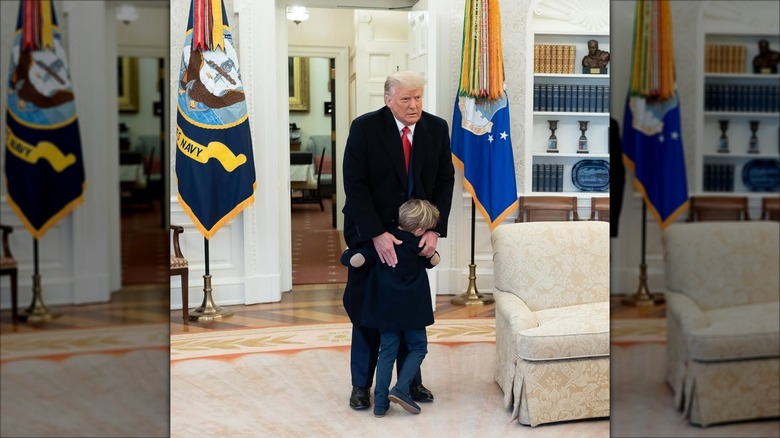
[451, 94, 518, 230]
[623, 94, 689, 227]
[176, 0, 256, 239]
[4, 0, 85, 238]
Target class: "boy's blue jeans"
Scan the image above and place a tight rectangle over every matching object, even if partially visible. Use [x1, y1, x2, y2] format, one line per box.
[373, 328, 428, 410]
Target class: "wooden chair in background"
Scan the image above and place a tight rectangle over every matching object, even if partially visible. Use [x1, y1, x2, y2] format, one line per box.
[589, 196, 610, 222]
[290, 148, 325, 211]
[515, 196, 579, 222]
[170, 225, 189, 321]
[761, 197, 779, 221]
[0, 224, 18, 324]
[686, 195, 749, 222]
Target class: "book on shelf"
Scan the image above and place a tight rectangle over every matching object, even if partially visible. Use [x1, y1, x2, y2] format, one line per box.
[703, 163, 735, 192]
[705, 44, 746, 73]
[534, 44, 576, 74]
[703, 84, 779, 112]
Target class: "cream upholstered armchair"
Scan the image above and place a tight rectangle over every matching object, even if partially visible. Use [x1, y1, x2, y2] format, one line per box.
[491, 221, 610, 426]
[663, 221, 780, 426]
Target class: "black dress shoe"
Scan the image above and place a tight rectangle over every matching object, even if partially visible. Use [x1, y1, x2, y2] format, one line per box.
[409, 383, 434, 403]
[349, 386, 370, 409]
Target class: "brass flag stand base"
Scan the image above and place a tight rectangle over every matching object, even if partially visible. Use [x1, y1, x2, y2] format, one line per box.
[188, 274, 233, 322]
[621, 263, 664, 307]
[19, 239, 60, 323]
[451, 264, 494, 306]
[19, 273, 60, 323]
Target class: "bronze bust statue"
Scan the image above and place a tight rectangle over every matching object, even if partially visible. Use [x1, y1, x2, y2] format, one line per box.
[582, 40, 610, 68]
[753, 39, 779, 72]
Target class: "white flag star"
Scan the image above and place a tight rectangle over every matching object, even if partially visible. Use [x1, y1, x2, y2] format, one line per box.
[488, 134, 494, 143]
[500, 131, 508, 140]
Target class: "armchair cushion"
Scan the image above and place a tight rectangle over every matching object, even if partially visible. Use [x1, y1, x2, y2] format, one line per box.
[686, 301, 780, 361]
[519, 302, 610, 360]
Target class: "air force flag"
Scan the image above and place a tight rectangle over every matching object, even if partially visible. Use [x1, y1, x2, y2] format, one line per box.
[451, 94, 518, 230]
[176, 0, 256, 239]
[623, 94, 688, 228]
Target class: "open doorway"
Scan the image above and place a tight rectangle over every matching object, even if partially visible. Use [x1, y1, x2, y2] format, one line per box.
[119, 55, 167, 286]
[287, 7, 416, 286]
[290, 56, 344, 285]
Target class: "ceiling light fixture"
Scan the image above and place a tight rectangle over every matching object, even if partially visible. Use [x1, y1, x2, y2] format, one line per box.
[286, 6, 309, 25]
[115, 4, 139, 25]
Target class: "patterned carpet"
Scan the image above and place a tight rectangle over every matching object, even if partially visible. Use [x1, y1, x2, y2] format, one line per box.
[0, 324, 169, 437]
[291, 199, 347, 285]
[170, 319, 609, 437]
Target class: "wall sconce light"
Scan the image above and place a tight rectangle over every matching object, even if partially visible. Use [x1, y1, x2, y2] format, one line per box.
[115, 4, 139, 25]
[286, 6, 309, 25]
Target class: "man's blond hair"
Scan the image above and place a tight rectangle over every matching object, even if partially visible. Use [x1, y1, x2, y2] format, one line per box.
[384, 71, 426, 97]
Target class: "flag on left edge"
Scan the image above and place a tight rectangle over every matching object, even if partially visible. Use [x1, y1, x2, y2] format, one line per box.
[4, 0, 85, 239]
[176, 0, 256, 239]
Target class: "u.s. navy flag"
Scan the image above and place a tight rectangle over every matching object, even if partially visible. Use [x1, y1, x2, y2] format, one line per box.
[622, 0, 688, 229]
[176, 0, 256, 239]
[4, 0, 85, 239]
[451, 0, 518, 230]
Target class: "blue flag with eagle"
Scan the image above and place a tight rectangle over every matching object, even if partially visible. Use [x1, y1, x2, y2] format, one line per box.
[176, 0, 256, 239]
[4, 0, 85, 239]
[451, 0, 518, 230]
[622, 0, 688, 228]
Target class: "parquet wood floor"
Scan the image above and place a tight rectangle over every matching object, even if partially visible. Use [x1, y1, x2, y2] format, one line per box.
[170, 284, 496, 334]
[0, 284, 169, 334]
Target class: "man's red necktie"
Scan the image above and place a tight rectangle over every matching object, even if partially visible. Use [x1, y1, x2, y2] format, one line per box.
[401, 126, 412, 174]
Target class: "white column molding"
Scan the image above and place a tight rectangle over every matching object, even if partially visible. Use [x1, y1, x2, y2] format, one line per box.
[65, 0, 116, 302]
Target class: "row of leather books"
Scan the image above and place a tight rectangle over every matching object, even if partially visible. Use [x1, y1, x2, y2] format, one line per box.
[532, 164, 565, 192]
[534, 44, 576, 74]
[704, 84, 780, 112]
[702, 163, 735, 192]
[533, 84, 610, 113]
[705, 44, 747, 73]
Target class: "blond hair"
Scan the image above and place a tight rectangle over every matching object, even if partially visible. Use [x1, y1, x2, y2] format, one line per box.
[398, 199, 439, 232]
[384, 71, 426, 97]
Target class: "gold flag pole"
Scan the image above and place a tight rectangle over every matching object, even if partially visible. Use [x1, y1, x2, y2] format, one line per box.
[188, 237, 233, 322]
[19, 238, 60, 323]
[622, 202, 664, 306]
[452, 199, 494, 306]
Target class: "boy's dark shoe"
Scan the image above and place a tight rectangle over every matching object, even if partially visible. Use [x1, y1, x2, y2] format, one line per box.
[389, 388, 421, 414]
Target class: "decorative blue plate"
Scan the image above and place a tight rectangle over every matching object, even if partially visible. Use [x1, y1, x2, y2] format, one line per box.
[572, 159, 610, 192]
[742, 159, 780, 192]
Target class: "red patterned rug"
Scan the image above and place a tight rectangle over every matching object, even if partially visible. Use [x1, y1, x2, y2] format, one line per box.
[291, 200, 346, 285]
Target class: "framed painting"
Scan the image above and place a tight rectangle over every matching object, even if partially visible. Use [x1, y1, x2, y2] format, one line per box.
[118, 56, 139, 113]
[288, 56, 309, 112]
